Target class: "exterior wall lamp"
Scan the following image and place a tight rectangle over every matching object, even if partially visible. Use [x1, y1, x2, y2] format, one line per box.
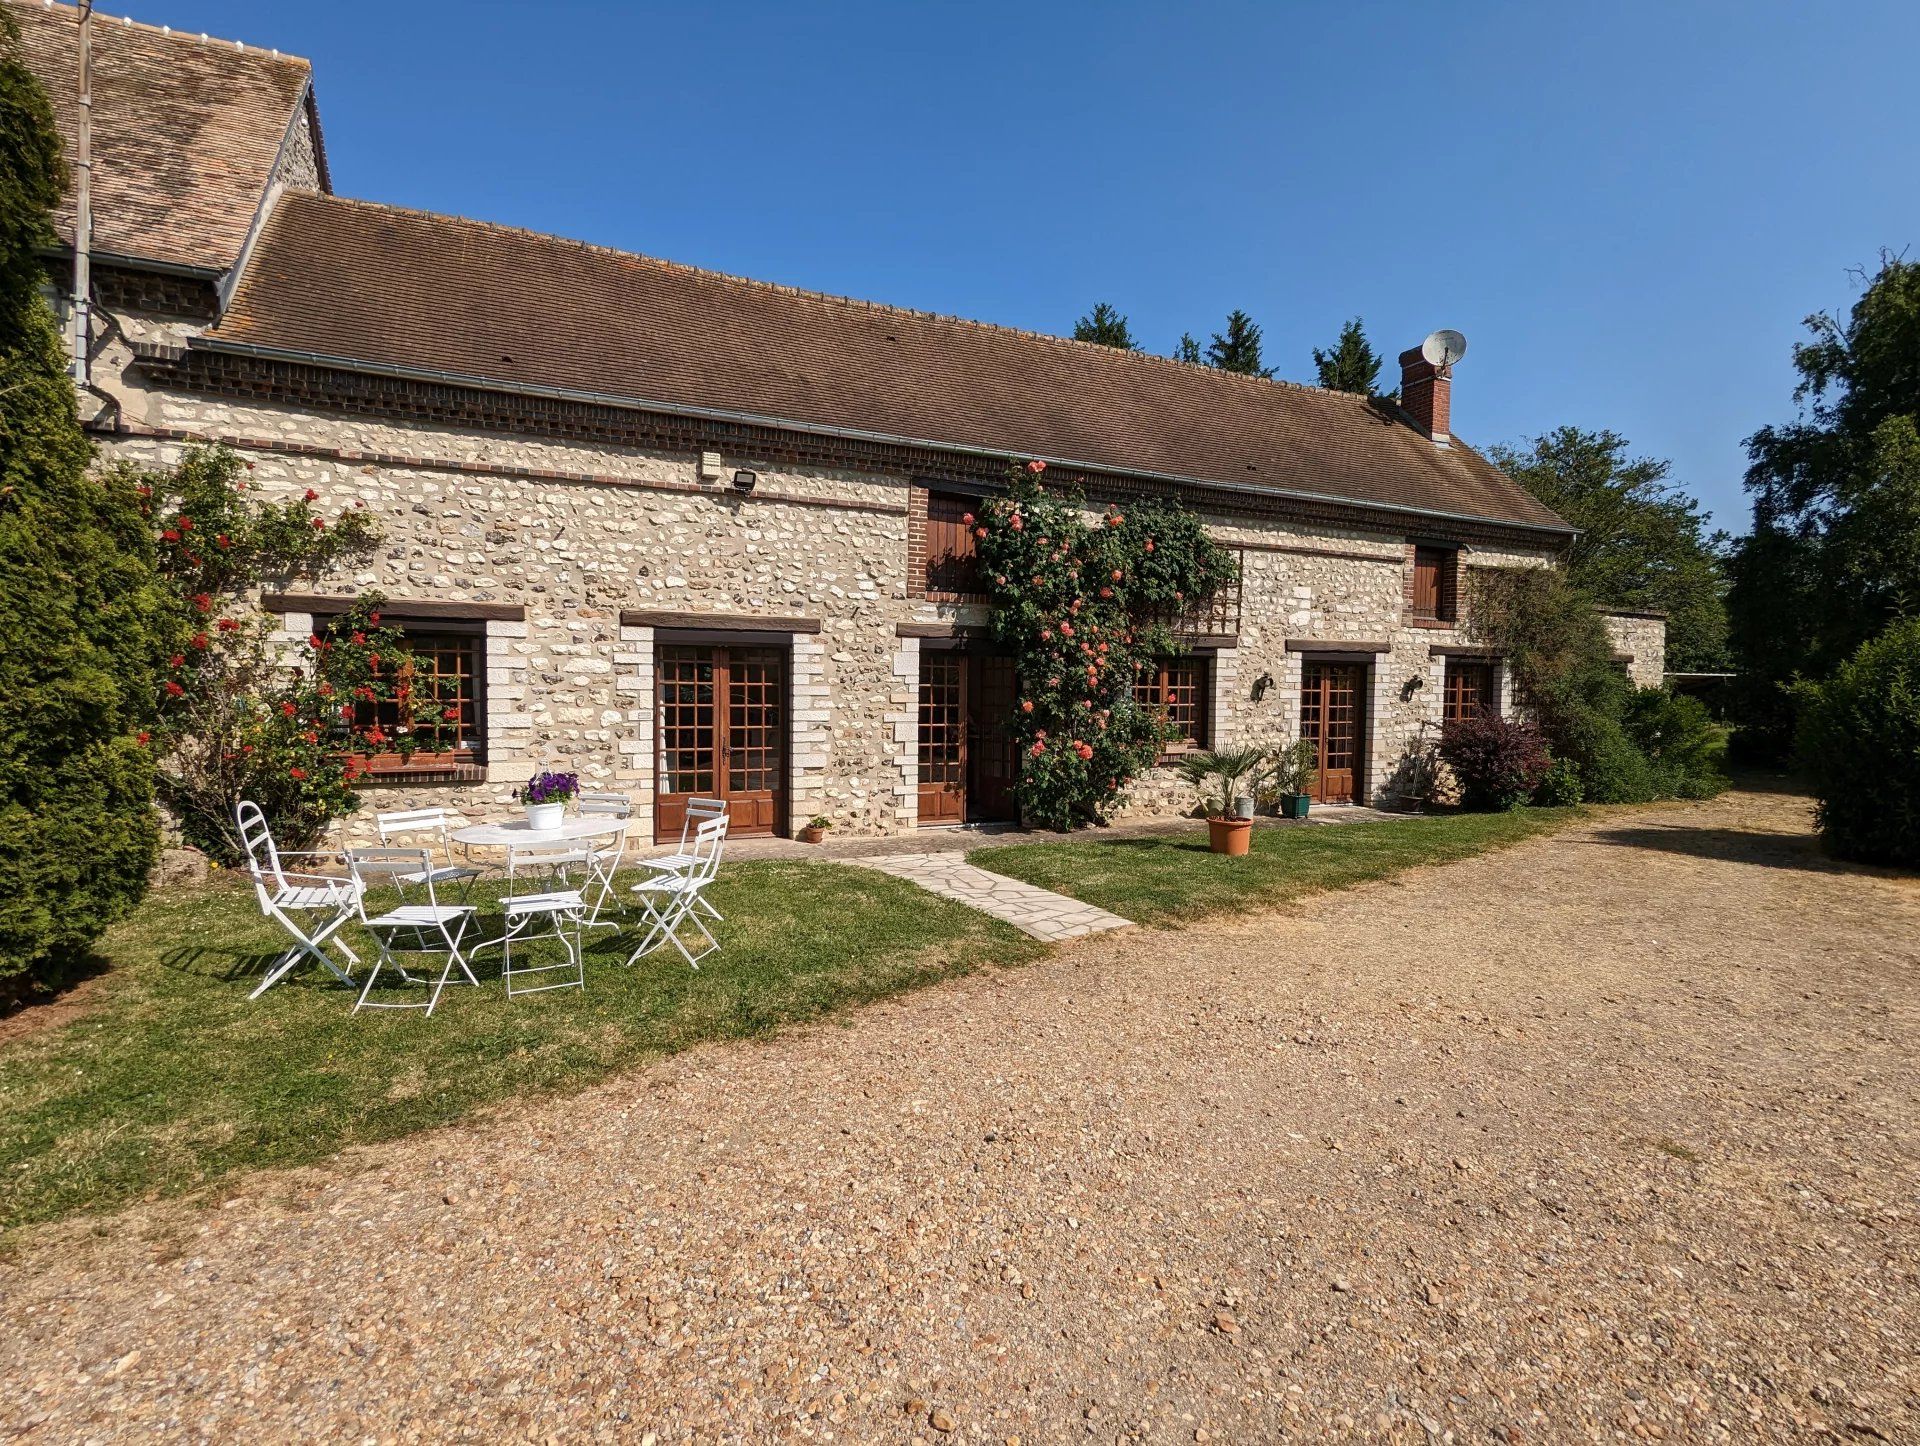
[731, 470, 758, 495]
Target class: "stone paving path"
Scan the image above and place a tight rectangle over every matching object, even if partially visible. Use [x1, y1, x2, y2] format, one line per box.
[842, 852, 1134, 942]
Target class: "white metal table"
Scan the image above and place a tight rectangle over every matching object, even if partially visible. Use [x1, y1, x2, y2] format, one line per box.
[450, 815, 631, 927]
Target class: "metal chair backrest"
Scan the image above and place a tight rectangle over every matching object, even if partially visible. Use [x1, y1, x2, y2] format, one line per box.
[676, 796, 727, 853]
[376, 807, 461, 854]
[687, 815, 729, 886]
[576, 790, 633, 818]
[235, 800, 285, 904]
[347, 847, 441, 919]
[505, 836, 589, 889]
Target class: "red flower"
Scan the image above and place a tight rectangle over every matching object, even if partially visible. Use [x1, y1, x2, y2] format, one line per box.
[169, 654, 184, 668]
[192, 593, 212, 612]
[281, 701, 297, 717]
[309, 634, 324, 649]
[1107, 514, 1124, 527]
[443, 706, 462, 721]
[178, 517, 193, 531]
[1020, 700, 1034, 713]
[136, 731, 150, 745]
[216, 534, 231, 549]
[341, 704, 355, 718]
[973, 526, 987, 539]
[1040, 628, 1053, 642]
[1144, 538, 1155, 553]
[303, 730, 319, 744]
[1099, 587, 1113, 599]
[303, 488, 319, 502]
[1009, 516, 1023, 531]
[164, 680, 184, 696]
[961, 512, 975, 525]
[1111, 569, 1122, 581]
[161, 529, 181, 543]
[190, 632, 209, 650]
[369, 612, 381, 625]
[1059, 621, 1074, 637]
[289, 766, 308, 781]
[311, 518, 326, 530]
[218, 617, 240, 633]
[1030, 740, 1046, 757]
[134, 484, 152, 498]
[351, 631, 367, 645]
[1026, 460, 1046, 474]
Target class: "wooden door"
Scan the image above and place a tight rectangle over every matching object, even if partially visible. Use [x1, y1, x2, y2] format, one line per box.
[1299, 660, 1365, 804]
[966, 654, 1020, 823]
[918, 651, 968, 824]
[656, 644, 785, 841]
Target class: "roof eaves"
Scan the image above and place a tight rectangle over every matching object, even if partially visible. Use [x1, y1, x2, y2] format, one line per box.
[189, 333, 1578, 538]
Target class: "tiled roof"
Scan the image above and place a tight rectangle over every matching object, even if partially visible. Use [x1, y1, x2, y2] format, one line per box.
[213, 194, 1568, 534]
[10, 0, 319, 272]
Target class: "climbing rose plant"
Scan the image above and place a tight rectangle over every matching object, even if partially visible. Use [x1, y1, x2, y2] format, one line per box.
[973, 461, 1238, 829]
[124, 445, 444, 861]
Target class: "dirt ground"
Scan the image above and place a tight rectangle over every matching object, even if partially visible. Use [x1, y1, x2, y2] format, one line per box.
[2, 787, 1915, 1443]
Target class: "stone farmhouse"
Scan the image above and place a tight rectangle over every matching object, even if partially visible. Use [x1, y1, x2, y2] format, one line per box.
[17, 1, 1663, 842]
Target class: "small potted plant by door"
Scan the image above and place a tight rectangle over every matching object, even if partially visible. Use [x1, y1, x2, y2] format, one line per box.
[798, 815, 831, 844]
[518, 770, 578, 831]
[1177, 746, 1268, 856]
[1267, 738, 1319, 820]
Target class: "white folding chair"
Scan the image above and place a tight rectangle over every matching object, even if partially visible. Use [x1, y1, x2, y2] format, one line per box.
[374, 807, 487, 900]
[345, 848, 480, 1016]
[467, 839, 588, 998]
[235, 801, 362, 1000]
[574, 791, 632, 928]
[626, 816, 727, 970]
[641, 796, 729, 921]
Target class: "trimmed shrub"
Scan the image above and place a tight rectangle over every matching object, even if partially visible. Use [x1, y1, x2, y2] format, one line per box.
[1796, 620, 1920, 866]
[1, 14, 163, 1004]
[1439, 715, 1552, 811]
[1624, 686, 1727, 799]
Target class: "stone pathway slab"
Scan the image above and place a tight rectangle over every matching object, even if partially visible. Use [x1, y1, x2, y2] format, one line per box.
[843, 852, 1133, 942]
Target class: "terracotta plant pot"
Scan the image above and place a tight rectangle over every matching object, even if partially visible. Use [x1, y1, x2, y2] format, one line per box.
[1206, 816, 1253, 856]
[798, 825, 827, 844]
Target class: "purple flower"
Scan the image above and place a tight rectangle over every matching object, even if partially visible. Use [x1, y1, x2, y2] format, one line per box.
[520, 770, 579, 806]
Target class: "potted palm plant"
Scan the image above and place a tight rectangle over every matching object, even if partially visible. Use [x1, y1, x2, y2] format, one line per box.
[1177, 745, 1268, 855]
[1266, 739, 1319, 820]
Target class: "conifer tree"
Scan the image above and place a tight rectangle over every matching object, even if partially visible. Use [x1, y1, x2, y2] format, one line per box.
[1205, 310, 1274, 377]
[0, 11, 162, 999]
[1312, 316, 1385, 395]
[1173, 332, 1203, 365]
[1072, 302, 1139, 350]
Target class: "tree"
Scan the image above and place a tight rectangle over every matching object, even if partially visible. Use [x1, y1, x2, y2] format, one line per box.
[1795, 618, 1920, 866]
[1072, 302, 1139, 351]
[1205, 309, 1274, 377]
[0, 10, 163, 1001]
[1311, 316, 1385, 395]
[1173, 332, 1203, 365]
[1491, 427, 1729, 672]
[1728, 253, 1920, 756]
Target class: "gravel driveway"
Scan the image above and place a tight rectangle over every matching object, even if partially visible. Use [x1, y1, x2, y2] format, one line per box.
[3, 787, 1915, 1442]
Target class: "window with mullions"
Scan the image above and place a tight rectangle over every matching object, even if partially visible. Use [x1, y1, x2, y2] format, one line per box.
[1134, 655, 1210, 747]
[1442, 658, 1498, 723]
[351, 623, 486, 774]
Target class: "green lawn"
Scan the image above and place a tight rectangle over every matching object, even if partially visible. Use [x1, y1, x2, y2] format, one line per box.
[974, 808, 1583, 926]
[0, 862, 1040, 1232]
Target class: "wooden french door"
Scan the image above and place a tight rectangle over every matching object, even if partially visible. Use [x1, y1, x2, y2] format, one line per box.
[1299, 660, 1366, 804]
[918, 651, 1021, 825]
[656, 644, 785, 841]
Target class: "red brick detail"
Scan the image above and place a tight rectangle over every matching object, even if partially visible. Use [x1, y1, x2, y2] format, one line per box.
[1397, 348, 1451, 442]
[906, 486, 930, 600]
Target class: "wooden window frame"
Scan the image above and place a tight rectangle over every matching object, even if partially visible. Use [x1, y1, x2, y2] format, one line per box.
[1442, 657, 1499, 723]
[923, 491, 988, 602]
[1135, 654, 1211, 751]
[339, 616, 489, 782]
[1411, 545, 1460, 624]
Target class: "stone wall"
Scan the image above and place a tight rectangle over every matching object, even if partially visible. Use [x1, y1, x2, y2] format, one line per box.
[90, 308, 1566, 839]
[1601, 612, 1668, 688]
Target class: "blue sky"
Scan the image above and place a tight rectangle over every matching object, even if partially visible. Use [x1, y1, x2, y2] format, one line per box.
[129, 1, 1918, 531]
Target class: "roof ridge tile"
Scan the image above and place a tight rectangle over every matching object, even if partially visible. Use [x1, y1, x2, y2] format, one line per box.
[7, 0, 311, 66]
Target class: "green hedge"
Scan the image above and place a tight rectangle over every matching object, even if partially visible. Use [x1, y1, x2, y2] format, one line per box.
[1797, 620, 1920, 867]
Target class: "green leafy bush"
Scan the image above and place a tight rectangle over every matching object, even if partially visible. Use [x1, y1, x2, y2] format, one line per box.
[1438, 715, 1551, 810]
[1534, 757, 1584, 806]
[1796, 620, 1920, 866]
[974, 461, 1237, 829]
[1624, 686, 1727, 799]
[0, 13, 163, 1003]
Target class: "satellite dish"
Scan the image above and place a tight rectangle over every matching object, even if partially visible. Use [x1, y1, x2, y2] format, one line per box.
[1421, 329, 1467, 368]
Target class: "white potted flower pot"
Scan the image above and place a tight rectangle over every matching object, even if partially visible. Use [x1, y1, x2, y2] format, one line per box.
[524, 801, 565, 832]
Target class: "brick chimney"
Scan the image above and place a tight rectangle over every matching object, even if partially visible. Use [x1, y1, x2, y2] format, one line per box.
[1398, 344, 1452, 444]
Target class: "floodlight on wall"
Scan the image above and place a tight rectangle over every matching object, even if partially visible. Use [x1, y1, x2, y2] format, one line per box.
[731, 469, 759, 495]
[1250, 671, 1274, 703]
